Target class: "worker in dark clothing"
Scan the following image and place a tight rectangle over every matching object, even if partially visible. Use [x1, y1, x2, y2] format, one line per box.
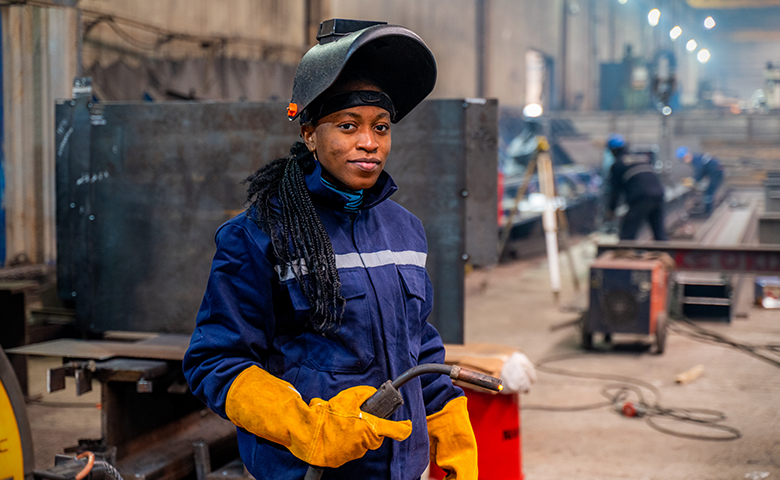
[676, 146, 724, 215]
[605, 135, 668, 241]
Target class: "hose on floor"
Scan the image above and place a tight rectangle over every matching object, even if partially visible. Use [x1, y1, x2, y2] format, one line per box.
[34, 451, 124, 480]
[523, 353, 741, 441]
[669, 319, 780, 370]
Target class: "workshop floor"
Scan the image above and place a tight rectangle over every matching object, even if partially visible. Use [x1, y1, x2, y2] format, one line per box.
[23, 234, 780, 479]
[465, 237, 780, 480]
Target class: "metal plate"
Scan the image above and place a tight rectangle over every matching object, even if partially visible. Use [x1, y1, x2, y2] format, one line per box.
[759, 214, 780, 244]
[7, 335, 189, 361]
[55, 98, 498, 343]
[464, 99, 499, 267]
[390, 100, 467, 343]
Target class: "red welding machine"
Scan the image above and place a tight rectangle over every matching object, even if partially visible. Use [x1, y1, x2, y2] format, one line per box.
[582, 251, 672, 353]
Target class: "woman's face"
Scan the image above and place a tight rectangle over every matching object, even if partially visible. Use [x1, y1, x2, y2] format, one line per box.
[301, 85, 392, 191]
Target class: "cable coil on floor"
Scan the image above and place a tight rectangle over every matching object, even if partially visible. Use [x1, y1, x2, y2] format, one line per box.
[524, 352, 742, 442]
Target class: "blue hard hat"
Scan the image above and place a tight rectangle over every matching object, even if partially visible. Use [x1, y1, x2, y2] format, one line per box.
[676, 146, 690, 159]
[607, 134, 625, 149]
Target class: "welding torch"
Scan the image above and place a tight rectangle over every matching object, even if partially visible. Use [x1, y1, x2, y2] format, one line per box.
[304, 363, 503, 480]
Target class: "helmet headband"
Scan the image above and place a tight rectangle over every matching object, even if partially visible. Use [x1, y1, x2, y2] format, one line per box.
[303, 90, 396, 124]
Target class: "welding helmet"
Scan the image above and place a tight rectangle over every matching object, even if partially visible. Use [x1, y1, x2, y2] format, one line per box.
[676, 146, 690, 159]
[607, 134, 626, 150]
[287, 19, 437, 124]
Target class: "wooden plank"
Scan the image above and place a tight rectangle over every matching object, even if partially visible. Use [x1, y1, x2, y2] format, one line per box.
[0, 281, 38, 294]
[115, 409, 237, 480]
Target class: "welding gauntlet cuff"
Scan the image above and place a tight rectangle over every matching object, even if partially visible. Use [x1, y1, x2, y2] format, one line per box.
[225, 366, 412, 468]
[427, 395, 478, 479]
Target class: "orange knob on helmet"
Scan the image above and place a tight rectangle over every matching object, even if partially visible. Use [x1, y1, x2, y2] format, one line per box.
[287, 103, 298, 119]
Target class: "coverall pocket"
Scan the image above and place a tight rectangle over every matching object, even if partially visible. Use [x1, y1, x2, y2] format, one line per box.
[398, 265, 427, 313]
[303, 273, 375, 373]
[398, 266, 427, 361]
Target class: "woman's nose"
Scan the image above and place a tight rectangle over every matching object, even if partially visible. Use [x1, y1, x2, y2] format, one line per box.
[356, 127, 379, 152]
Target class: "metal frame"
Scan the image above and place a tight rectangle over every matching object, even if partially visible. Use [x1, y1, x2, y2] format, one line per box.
[597, 241, 780, 275]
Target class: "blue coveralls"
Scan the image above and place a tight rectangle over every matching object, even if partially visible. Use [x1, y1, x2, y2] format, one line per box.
[608, 154, 668, 241]
[183, 160, 463, 480]
[690, 153, 723, 214]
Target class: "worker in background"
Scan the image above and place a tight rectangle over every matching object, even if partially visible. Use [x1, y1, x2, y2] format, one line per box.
[676, 146, 724, 215]
[598, 134, 624, 233]
[182, 19, 477, 480]
[605, 134, 668, 241]
[602, 134, 623, 179]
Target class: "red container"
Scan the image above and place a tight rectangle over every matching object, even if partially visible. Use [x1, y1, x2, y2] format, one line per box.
[429, 390, 523, 480]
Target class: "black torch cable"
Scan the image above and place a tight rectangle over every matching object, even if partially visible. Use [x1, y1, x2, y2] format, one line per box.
[526, 352, 742, 441]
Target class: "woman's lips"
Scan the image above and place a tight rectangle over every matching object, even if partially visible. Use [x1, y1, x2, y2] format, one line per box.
[350, 159, 380, 172]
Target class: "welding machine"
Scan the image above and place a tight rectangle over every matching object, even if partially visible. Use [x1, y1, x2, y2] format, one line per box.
[582, 251, 672, 353]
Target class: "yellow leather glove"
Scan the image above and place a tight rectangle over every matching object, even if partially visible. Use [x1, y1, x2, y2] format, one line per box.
[225, 366, 412, 468]
[683, 177, 694, 188]
[427, 396, 478, 480]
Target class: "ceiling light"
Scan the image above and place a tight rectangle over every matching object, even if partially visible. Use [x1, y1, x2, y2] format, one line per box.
[648, 9, 660, 26]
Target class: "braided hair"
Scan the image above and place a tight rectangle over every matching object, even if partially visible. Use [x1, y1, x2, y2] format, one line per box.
[244, 142, 345, 333]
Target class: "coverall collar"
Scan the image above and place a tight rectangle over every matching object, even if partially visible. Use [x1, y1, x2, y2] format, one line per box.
[305, 159, 397, 211]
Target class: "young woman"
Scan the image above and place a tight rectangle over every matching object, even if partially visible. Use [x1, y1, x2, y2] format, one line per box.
[183, 20, 477, 480]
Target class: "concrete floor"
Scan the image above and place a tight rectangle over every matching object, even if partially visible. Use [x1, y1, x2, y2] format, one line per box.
[20, 235, 780, 479]
[465, 238, 780, 480]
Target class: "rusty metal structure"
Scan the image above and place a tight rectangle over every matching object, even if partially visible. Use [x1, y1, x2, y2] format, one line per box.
[54, 79, 497, 340]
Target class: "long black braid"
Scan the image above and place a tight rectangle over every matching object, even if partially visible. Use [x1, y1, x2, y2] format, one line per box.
[244, 141, 345, 333]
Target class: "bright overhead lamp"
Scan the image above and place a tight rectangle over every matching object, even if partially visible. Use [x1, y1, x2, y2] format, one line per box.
[670, 26, 682, 40]
[686, 39, 697, 51]
[648, 9, 660, 26]
[697, 49, 710, 63]
[523, 103, 543, 118]
[618, 0, 628, 4]
[704, 16, 715, 29]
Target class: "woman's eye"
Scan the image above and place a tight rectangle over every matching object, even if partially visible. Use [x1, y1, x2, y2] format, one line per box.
[338, 123, 356, 131]
[375, 124, 389, 132]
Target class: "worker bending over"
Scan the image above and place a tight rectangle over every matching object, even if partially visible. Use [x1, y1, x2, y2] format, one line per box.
[676, 146, 724, 215]
[605, 134, 668, 241]
[183, 19, 477, 480]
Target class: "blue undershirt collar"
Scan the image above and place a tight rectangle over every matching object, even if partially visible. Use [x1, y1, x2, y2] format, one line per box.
[320, 177, 364, 212]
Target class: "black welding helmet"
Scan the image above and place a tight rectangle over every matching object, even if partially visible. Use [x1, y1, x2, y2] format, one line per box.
[287, 19, 437, 124]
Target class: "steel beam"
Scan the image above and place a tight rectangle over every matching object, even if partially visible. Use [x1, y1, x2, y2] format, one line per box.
[597, 241, 780, 275]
